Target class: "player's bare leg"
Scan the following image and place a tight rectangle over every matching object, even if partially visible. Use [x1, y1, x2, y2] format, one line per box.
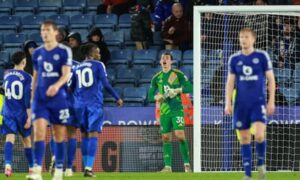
[175, 130, 191, 172]
[64, 126, 77, 177]
[52, 125, 67, 180]
[27, 118, 48, 180]
[22, 136, 34, 177]
[4, 134, 15, 177]
[239, 130, 252, 180]
[160, 133, 172, 172]
[253, 122, 267, 180]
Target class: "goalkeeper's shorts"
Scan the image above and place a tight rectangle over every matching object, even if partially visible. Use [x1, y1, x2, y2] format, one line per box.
[160, 110, 184, 133]
[233, 103, 267, 130]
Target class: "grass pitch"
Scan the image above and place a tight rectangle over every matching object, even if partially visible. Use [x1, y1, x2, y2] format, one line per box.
[1, 172, 299, 180]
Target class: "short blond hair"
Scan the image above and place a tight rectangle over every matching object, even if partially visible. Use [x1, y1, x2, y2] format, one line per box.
[239, 27, 257, 40]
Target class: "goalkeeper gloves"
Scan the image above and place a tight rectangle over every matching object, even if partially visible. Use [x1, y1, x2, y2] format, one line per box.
[155, 94, 165, 103]
[166, 88, 182, 98]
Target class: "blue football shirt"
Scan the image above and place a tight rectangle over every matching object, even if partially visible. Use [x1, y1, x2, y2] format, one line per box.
[32, 43, 72, 102]
[71, 60, 119, 107]
[228, 49, 273, 105]
[2, 69, 32, 117]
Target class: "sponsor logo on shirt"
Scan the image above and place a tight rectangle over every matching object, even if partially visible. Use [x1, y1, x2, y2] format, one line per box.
[240, 65, 258, 81]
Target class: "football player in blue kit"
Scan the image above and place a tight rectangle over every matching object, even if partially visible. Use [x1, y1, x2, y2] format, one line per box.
[1, 51, 34, 177]
[225, 28, 276, 180]
[64, 60, 80, 177]
[70, 43, 123, 177]
[28, 20, 72, 180]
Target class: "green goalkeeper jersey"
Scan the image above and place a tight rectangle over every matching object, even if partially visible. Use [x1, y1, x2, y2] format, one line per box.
[148, 69, 193, 115]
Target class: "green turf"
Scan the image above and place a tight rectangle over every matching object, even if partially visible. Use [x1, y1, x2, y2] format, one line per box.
[1, 172, 299, 180]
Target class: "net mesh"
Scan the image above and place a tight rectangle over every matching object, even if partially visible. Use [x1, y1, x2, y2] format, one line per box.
[200, 12, 300, 171]
[0, 126, 193, 172]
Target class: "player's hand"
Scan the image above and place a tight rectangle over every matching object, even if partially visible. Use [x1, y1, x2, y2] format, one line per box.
[168, 27, 175, 35]
[116, 99, 123, 107]
[224, 104, 233, 115]
[24, 118, 31, 129]
[266, 102, 275, 116]
[46, 84, 60, 97]
[167, 88, 182, 98]
[155, 94, 165, 103]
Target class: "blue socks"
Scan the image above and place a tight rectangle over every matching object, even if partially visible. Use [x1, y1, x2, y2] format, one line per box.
[4, 142, 13, 165]
[85, 137, 98, 169]
[241, 144, 252, 177]
[81, 137, 88, 166]
[256, 141, 266, 166]
[67, 138, 77, 169]
[50, 138, 56, 157]
[24, 148, 34, 168]
[55, 142, 65, 169]
[34, 141, 45, 166]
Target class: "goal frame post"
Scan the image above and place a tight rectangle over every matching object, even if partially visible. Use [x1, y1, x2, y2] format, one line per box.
[193, 5, 300, 173]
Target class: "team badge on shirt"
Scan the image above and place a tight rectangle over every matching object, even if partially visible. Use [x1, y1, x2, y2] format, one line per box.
[252, 58, 259, 64]
[53, 54, 60, 61]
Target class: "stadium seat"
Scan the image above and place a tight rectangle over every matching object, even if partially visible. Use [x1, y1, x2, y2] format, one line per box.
[208, 49, 222, 61]
[86, 0, 99, 12]
[123, 87, 147, 106]
[47, 14, 69, 27]
[273, 68, 291, 83]
[62, 0, 85, 14]
[38, 0, 62, 14]
[158, 49, 182, 66]
[109, 49, 133, 67]
[0, 51, 10, 64]
[295, 63, 300, 82]
[21, 15, 45, 31]
[28, 32, 42, 44]
[69, 14, 93, 30]
[101, 28, 113, 36]
[118, 13, 131, 29]
[133, 49, 158, 67]
[0, 0, 13, 15]
[0, 15, 21, 32]
[3, 33, 27, 48]
[62, 11, 82, 17]
[182, 49, 193, 65]
[151, 31, 164, 49]
[115, 68, 139, 87]
[180, 65, 192, 80]
[104, 87, 123, 106]
[139, 67, 161, 85]
[14, 0, 38, 15]
[280, 87, 298, 105]
[105, 68, 116, 84]
[2, 47, 22, 55]
[0, 29, 16, 36]
[122, 28, 135, 47]
[94, 14, 118, 30]
[103, 30, 124, 47]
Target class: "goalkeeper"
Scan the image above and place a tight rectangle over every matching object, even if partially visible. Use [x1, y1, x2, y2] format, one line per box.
[148, 52, 193, 172]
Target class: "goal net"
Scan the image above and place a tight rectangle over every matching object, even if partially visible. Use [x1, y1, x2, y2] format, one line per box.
[193, 6, 300, 172]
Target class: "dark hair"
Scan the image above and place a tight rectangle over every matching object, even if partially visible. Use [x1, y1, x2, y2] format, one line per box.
[80, 43, 98, 57]
[11, 51, 26, 65]
[161, 51, 173, 60]
[41, 20, 58, 30]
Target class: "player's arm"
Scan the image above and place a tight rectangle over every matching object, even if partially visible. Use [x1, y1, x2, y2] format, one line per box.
[225, 73, 236, 115]
[148, 76, 162, 102]
[266, 70, 276, 116]
[98, 63, 123, 106]
[46, 65, 71, 97]
[25, 76, 32, 129]
[31, 70, 37, 101]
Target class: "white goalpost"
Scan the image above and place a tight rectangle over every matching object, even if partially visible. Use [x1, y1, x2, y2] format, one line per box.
[193, 5, 300, 173]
